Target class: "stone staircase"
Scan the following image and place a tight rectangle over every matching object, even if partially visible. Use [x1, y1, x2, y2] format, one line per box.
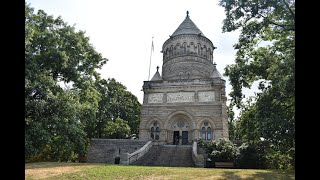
[131, 145, 194, 167]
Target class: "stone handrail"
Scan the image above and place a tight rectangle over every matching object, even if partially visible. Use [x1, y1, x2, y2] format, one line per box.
[192, 141, 204, 167]
[128, 141, 152, 164]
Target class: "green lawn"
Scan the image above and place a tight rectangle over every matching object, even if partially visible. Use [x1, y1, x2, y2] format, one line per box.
[25, 162, 295, 180]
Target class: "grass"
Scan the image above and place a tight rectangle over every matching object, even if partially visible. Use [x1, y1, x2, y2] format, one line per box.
[25, 162, 295, 180]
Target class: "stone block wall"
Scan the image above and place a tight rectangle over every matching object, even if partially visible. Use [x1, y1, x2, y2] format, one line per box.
[87, 139, 148, 163]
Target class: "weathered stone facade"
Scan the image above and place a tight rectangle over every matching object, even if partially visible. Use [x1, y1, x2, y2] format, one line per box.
[139, 12, 229, 145]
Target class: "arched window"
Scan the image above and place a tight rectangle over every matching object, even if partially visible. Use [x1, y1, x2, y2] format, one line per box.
[155, 127, 160, 140]
[201, 127, 206, 139]
[186, 72, 191, 79]
[201, 122, 213, 140]
[183, 42, 187, 54]
[207, 127, 212, 140]
[150, 122, 160, 140]
[178, 72, 183, 79]
[170, 46, 174, 57]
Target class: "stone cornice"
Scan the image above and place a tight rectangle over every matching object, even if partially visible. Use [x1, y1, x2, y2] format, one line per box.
[163, 34, 214, 49]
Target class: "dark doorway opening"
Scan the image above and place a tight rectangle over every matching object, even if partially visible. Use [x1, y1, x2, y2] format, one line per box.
[173, 131, 179, 145]
[182, 131, 188, 145]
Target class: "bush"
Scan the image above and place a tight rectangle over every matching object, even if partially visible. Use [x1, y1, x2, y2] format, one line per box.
[266, 148, 294, 170]
[199, 138, 237, 162]
[235, 141, 268, 169]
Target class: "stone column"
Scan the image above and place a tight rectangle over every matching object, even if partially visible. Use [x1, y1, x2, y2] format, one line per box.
[194, 129, 199, 140]
[161, 129, 167, 142]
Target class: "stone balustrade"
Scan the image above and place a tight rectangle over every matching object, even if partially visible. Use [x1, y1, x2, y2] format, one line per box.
[128, 141, 153, 164]
[192, 141, 204, 167]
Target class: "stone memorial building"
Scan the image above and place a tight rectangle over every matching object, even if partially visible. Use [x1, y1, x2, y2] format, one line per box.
[139, 11, 229, 145]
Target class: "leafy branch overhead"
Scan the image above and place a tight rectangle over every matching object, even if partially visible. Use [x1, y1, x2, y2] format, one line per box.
[25, 3, 141, 162]
[219, 0, 295, 169]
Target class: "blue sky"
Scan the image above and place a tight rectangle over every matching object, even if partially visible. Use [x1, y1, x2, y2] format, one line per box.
[26, 0, 260, 117]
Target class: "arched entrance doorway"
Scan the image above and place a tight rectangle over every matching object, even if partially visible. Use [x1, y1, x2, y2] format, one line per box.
[172, 119, 189, 145]
[165, 111, 195, 145]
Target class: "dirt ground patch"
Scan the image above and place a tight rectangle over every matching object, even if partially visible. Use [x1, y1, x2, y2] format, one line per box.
[25, 162, 98, 179]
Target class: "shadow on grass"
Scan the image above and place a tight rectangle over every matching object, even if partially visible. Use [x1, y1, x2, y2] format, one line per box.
[25, 162, 102, 169]
[220, 170, 243, 180]
[251, 170, 295, 180]
[220, 169, 295, 180]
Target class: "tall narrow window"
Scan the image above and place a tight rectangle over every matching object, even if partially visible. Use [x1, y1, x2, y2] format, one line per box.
[202, 127, 206, 139]
[150, 122, 160, 140]
[207, 127, 212, 140]
[150, 127, 155, 139]
[155, 127, 160, 140]
[201, 122, 213, 140]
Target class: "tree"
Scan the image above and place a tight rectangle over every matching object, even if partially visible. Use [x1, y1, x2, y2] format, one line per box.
[103, 117, 131, 139]
[227, 105, 236, 140]
[25, 3, 106, 161]
[198, 138, 237, 163]
[25, 3, 142, 162]
[219, 0, 295, 168]
[95, 78, 141, 137]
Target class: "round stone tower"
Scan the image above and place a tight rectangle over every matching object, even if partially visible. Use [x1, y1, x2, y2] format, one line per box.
[139, 11, 229, 145]
[161, 11, 217, 80]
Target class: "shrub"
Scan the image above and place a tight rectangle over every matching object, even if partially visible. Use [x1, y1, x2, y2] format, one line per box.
[235, 141, 268, 169]
[199, 138, 237, 162]
[266, 148, 294, 170]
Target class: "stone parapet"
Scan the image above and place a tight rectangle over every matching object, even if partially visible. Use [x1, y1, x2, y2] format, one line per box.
[87, 139, 148, 164]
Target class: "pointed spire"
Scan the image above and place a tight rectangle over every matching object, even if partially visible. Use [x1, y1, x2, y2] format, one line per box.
[212, 62, 223, 79]
[171, 11, 205, 37]
[151, 66, 162, 81]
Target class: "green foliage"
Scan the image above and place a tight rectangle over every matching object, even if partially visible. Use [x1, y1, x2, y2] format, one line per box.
[266, 147, 295, 170]
[25, 91, 88, 161]
[235, 141, 268, 169]
[227, 106, 236, 140]
[219, 0, 295, 169]
[103, 118, 131, 139]
[95, 78, 141, 138]
[199, 139, 237, 162]
[25, 3, 141, 162]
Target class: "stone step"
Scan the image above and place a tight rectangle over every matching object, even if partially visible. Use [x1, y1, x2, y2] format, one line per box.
[132, 145, 194, 167]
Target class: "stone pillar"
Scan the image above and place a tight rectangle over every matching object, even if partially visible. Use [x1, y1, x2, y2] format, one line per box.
[120, 153, 129, 165]
[167, 130, 173, 144]
[161, 129, 167, 142]
[194, 129, 199, 140]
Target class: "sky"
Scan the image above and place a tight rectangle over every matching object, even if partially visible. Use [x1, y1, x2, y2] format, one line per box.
[26, 0, 260, 117]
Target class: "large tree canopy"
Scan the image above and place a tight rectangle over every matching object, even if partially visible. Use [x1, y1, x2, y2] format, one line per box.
[219, 0, 295, 168]
[25, 3, 141, 162]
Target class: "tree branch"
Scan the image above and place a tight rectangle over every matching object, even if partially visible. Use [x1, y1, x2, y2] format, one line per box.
[282, 0, 295, 20]
[267, 19, 295, 31]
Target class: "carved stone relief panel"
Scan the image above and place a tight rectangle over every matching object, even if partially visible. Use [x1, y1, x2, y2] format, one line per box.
[148, 93, 163, 103]
[198, 91, 215, 102]
[167, 92, 195, 103]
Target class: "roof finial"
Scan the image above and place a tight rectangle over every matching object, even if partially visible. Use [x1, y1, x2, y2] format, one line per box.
[156, 66, 159, 72]
[186, 11, 189, 17]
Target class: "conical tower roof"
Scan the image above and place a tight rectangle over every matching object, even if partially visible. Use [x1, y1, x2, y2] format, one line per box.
[151, 66, 162, 81]
[171, 11, 205, 37]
